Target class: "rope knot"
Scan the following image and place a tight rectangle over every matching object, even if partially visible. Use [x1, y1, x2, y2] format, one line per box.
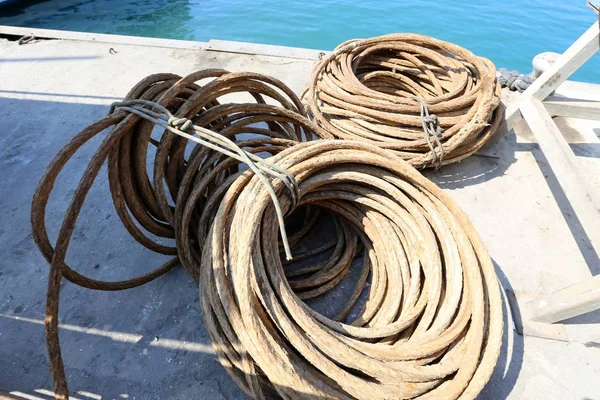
[497, 68, 534, 93]
[422, 115, 439, 126]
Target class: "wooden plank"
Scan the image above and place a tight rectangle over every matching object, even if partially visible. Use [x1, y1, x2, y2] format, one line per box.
[507, 290, 569, 341]
[504, 103, 523, 131]
[504, 21, 599, 130]
[525, 21, 600, 101]
[544, 97, 600, 120]
[0, 24, 208, 50]
[525, 275, 600, 323]
[519, 97, 600, 255]
[554, 80, 600, 102]
[207, 39, 327, 60]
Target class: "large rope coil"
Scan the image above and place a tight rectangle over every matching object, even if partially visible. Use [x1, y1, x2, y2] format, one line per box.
[31, 67, 503, 400]
[304, 34, 504, 168]
[201, 140, 503, 399]
[30, 70, 330, 399]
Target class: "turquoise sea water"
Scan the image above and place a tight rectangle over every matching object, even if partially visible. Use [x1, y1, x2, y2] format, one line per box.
[1, 0, 598, 82]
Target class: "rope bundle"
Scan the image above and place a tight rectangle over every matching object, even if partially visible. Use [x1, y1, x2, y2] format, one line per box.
[31, 65, 504, 399]
[31, 69, 329, 399]
[304, 34, 504, 168]
[201, 139, 503, 399]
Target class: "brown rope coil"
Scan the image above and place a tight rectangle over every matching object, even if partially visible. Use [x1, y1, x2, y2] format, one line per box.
[31, 68, 503, 400]
[201, 139, 503, 400]
[303, 34, 504, 168]
[30, 69, 331, 399]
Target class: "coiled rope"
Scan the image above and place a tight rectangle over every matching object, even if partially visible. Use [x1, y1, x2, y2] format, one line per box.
[202, 139, 503, 399]
[32, 68, 503, 400]
[109, 98, 299, 260]
[304, 34, 504, 168]
[31, 69, 330, 399]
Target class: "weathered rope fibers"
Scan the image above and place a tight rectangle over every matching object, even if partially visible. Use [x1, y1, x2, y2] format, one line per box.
[31, 67, 504, 400]
[31, 70, 331, 399]
[201, 139, 503, 400]
[110, 98, 299, 259]
[304, 33, 504, 169]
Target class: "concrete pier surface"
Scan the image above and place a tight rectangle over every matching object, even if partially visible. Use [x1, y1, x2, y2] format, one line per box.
[1, 26, 599, 400]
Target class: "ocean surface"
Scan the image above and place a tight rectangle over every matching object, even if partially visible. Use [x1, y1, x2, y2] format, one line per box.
[0, 0, 598, 82]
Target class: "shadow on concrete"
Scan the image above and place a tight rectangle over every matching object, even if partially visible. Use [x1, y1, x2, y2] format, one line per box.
[524, 141, 600, 275]
[478, 260, 525, 400]
[425, 125, 518, 190]
[561, 309, 600, 325]
[0, 300, 241, 399]
[571, 142, 600, 158]
[0, 95, 246, 400]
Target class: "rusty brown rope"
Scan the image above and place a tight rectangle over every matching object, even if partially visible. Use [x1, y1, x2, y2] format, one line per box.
[32, 67, 503, 400]
[303, 34, 504, 168]
[30, 69, 331, 399]
[201, 139, 503, 399]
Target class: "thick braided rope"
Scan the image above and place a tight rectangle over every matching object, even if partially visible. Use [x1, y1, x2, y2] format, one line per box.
[201, 139, 503, 400]
[304, 33, 504, 169]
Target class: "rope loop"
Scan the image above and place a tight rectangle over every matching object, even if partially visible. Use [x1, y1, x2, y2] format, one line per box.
[202, 140, 504, 400]
[110, 99, 298, 260]
[18, 34, 37, 45]
[32, 70, 336, 400]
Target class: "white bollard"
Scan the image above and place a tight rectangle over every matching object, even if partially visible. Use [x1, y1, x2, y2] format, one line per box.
[531, 52, 561, 78]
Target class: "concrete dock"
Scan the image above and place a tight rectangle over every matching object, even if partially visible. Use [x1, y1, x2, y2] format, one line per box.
[0, 26, 599, 400]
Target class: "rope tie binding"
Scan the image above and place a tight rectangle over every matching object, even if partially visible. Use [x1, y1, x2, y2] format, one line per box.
[110, 99, 299, 260]
[412, 96, 444, 167]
